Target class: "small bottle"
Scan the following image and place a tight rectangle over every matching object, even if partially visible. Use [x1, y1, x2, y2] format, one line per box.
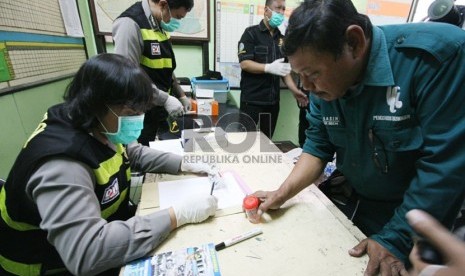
[243, 195, 260, 224]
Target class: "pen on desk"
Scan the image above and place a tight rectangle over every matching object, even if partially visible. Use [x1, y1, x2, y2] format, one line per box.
[209, 171, 221, 195]
[215, 228, 263, 251]
[210, 180, 215, 195]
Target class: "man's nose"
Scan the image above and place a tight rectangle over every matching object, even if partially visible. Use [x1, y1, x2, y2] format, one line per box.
[302, 78, 316, 92]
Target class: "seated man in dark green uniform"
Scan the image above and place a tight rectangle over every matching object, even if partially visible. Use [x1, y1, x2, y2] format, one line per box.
[252, 0, 465, 275]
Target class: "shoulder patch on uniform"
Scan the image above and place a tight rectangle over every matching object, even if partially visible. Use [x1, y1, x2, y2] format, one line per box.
[238, 42, 245, 52]
[151, 43, 161, 55]
[102, 178, 120, 204]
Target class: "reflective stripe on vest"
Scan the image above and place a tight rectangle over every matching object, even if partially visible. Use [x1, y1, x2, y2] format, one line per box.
[139, 28, 173, 69]
[0, 254, 41, 276]
[140, 28, 170, 41]
[140, 56, 173, 69]
[95, 144, 131, 219]
[94, 144, 128, 185]
[0, 188, 38, 231]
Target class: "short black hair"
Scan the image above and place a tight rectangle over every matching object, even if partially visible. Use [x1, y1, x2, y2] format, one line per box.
[282, 0, 372, 58]
[265, 0, 275, 6]
[63, 53, 153, 129]
[167, 0, 194, 11]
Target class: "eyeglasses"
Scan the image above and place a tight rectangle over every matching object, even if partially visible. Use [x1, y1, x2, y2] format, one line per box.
[368, 128, 389, 174]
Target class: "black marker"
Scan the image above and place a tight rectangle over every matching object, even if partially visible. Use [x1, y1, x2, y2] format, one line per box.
[215, 228, 262, 251]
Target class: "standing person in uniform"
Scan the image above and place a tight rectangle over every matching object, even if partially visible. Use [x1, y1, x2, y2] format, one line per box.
[113, 0, 193, 145]
[238, 0, 308, 139]
[252, 0, 465, 275]
[0, 54, 217, 275]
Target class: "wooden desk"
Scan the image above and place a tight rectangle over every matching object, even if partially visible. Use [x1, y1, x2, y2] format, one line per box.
[130, 132, 368, 275]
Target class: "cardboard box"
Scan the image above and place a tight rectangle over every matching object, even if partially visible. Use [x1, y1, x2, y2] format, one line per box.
[192, 88, 218, 115]
[197, 99, 218, 116]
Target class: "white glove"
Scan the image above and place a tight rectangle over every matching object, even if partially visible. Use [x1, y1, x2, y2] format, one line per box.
[264, 58, 292, 76]
[172, 194, 218, 227]
[164, 95, 184, 117]
[180, 161, 213, 174]
[179, 96, 192, 112]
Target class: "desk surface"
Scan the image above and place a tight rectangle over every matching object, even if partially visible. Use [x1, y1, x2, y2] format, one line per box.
[127, 132, 368, 275]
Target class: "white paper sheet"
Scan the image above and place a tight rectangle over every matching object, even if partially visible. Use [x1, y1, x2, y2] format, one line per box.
[58, 0, 84, 37]
[149, 138, 184, 156]
[158, 171, 246, 210]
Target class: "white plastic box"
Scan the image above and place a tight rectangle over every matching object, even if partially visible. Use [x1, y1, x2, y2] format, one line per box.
[213, 89, 229, 104]
[191, 77, 230, 103]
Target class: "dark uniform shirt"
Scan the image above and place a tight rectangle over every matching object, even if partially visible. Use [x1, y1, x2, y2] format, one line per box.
[238, 20, 284, 105]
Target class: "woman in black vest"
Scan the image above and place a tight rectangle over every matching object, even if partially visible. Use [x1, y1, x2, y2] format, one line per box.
[0, 53, 217, 275]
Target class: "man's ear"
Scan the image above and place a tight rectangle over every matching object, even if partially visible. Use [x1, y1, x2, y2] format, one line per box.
[264, 6, 270, 18]
[345, 25, 367, 59]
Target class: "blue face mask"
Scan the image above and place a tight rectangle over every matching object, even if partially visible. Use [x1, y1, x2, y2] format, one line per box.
[160, 5, 181, 32]
[267, 8, 284, 28]
[101, 107, 145, 145]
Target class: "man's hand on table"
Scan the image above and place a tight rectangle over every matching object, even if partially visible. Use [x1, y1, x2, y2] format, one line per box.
[349, 238, 408, 276]
[251, 189, 287, 217]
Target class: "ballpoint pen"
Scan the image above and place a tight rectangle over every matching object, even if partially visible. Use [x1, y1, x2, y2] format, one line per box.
[210, 180, 216, 195]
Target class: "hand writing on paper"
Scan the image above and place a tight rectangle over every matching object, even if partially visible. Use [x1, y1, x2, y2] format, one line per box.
[349, 238, 408, 276]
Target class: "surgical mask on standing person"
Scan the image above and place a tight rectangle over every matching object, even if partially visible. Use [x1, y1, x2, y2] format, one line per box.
[100, 107, 145, 145]
[266, 8, 284, 28]
[160, 4, 181, 32]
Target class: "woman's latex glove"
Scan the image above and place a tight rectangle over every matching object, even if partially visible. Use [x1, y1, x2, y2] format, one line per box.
[172, 194, 218, 227]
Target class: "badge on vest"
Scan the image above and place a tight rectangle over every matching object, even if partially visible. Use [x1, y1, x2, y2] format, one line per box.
[151, 43, 161, 55]
[102, 178, 120, 204]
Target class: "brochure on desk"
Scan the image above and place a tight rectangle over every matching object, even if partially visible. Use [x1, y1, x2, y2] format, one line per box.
[123, 243, 221, 276]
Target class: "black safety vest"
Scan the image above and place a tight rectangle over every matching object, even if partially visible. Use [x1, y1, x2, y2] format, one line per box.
[119, 2, 176, 92]
[0, 104, 131, 275]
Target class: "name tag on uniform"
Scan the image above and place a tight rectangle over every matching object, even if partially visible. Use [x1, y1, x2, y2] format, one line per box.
[151, 43, 161, 55]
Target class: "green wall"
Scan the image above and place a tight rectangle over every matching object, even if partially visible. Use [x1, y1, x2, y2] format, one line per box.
[228, 89, 299, 144]
[0, 1, 300, 178]
[0, 79, 71, 177]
